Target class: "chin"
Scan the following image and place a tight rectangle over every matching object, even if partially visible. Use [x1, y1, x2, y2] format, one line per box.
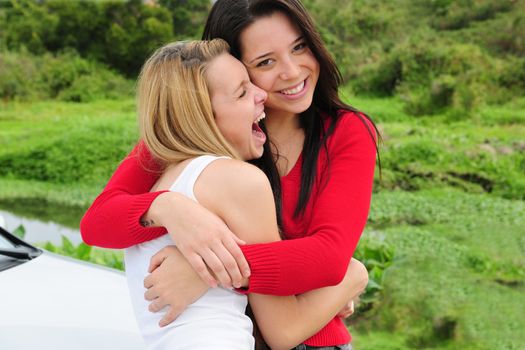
[253, 149, 264, 159]
[282, 99, 314, 115]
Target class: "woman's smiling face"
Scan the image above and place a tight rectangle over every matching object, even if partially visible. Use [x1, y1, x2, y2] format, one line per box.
[239, 11, 320, 119]
[206, 53, 268, 161]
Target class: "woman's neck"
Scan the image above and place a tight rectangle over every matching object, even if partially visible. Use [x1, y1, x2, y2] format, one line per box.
[264, 109, 305, 176]
[264, 110, 301, 145]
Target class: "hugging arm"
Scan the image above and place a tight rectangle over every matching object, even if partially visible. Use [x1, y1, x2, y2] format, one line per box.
[145, 113, 377, 322]
[239, 113, 377, 295]
[250, 259, 368, 350]
[80, 142, 167, 248]
[80, 141, 250, 288]
[194, 159, 368, 348]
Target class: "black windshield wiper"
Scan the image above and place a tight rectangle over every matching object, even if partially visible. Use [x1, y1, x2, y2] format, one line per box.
[0, 226, 42, 261]
[0, 247, 40, 260]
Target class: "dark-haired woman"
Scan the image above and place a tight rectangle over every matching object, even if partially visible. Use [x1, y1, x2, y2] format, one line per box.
[81, 0, 378, 348]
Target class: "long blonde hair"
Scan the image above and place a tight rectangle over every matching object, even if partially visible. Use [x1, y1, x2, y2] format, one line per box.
[138, 39, 240, 168]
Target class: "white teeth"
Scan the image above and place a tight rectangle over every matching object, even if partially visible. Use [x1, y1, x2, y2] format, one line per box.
[255, 112, 266, 123]
[280, 81, 305, 95]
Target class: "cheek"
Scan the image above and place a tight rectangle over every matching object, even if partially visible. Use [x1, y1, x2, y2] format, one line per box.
[248, 71, 273, 92]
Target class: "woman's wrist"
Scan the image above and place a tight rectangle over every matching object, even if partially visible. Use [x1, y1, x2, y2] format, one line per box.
[141, 191, 181, 228]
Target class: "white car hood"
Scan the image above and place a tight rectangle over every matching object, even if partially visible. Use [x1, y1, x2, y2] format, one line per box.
[0, 252, 146, 350]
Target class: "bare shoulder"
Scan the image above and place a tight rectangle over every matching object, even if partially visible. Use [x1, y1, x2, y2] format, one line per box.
[194, 158, 273, 208]
[194, 158, 279, 243]
[201, 158, 270, 190]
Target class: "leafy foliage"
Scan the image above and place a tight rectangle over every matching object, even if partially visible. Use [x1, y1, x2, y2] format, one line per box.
[0, 50, 133, 102]
[304, 0, 525, 115]
[354, 233, 395, 313]
[0, 0, 174, 76]
[158, 0, 211, 39]
[12, 224, 25, 239]
[42, 235, 124, 271]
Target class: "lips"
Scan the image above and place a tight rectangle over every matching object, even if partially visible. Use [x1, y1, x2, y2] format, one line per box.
[280, 80, 305, 95]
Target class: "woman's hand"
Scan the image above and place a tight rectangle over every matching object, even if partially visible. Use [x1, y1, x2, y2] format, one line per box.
[144, 191, 251, 289]
[337, 300, 355, 319]
[144, 245, 210, 327]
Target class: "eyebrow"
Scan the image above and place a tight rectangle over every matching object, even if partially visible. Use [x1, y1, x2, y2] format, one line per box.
[246, 36, 304, 64]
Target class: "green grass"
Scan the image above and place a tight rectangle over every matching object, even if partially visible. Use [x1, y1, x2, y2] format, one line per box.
[1, 95, 524, 349]
[353, 189, 525, 349]
[0, 99, 139, 209]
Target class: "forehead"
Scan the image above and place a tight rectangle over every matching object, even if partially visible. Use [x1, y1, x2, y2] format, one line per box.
[240, 12, 302, 59]
[206, 53, 248, 93]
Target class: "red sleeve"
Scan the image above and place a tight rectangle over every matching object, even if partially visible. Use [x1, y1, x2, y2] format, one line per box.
[239, 112, 377, 295]
[80, 141, 168, 248]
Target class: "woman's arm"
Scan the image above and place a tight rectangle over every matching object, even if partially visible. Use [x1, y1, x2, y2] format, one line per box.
[250, 259, 368, 350]
[80, 142, 167, 248]
[144, 112, 377, 314]
[80, 141, 250, 288]
[239, 112, 377, 295]
[197, 159, 368, 348]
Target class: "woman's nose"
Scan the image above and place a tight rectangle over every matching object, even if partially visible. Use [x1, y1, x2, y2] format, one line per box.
[254, 86, 267, 104]
[279, 56, 301, 81]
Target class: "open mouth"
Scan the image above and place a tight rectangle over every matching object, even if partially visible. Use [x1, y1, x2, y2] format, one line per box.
[252, 111, 266, 142]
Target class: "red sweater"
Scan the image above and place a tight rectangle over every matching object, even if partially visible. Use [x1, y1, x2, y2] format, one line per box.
[80, 110, 377, 346]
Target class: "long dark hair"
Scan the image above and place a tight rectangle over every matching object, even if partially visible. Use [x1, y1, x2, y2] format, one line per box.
[203, 0, 380, 223]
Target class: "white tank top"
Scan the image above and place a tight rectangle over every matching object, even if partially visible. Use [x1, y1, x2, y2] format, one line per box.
[125, 155, 254, 350]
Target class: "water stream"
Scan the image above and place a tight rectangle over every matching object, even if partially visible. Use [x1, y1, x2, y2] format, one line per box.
[0, 206, 83, 245]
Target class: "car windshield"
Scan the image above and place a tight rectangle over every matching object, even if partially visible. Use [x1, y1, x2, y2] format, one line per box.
[0, 233, 15, 248]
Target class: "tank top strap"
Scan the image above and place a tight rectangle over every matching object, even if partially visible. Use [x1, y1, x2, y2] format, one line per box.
[168, 155, 230, 201]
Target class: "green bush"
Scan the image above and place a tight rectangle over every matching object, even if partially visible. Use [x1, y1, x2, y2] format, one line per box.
[379, 131, 525, 200]
[428, 0, 513, 30]
[0, 50, 133, 102]
[354, 232, 395, 314]
[0, 49, 41, 100]
[0, 119, 137, 184]
[0, 0, 59, 54]
[58, 70, 134, 103]
[354, 38, 501, 116]
[384, 140, 443, 168]
[353, 56, 402, 97]
[158, 0, 211, 39]
[0, 0, 174, 77]
[303, 0, 400, 82]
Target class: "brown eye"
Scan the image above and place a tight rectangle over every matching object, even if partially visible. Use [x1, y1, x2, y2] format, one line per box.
[256, 58, 275, 67]
[293, 43, 307, 52]
[239, 90, 247, 98]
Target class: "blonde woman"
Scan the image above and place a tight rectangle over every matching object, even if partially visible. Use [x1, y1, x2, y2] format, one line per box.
[125, 39, 367, 350]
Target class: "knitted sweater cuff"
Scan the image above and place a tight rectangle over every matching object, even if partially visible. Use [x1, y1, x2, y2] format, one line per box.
[235, 244, 281, 295]
[126, 190, 168, 243]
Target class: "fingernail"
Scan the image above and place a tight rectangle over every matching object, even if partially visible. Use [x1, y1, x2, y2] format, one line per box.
[244, 270, 251, 277]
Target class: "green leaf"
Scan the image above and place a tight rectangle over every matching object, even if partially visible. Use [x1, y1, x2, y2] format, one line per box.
[44, 241, 57, 252]
[12, 224, 26, 239]
[61, 235, 75, 255]
[76, 243, 92, 261]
